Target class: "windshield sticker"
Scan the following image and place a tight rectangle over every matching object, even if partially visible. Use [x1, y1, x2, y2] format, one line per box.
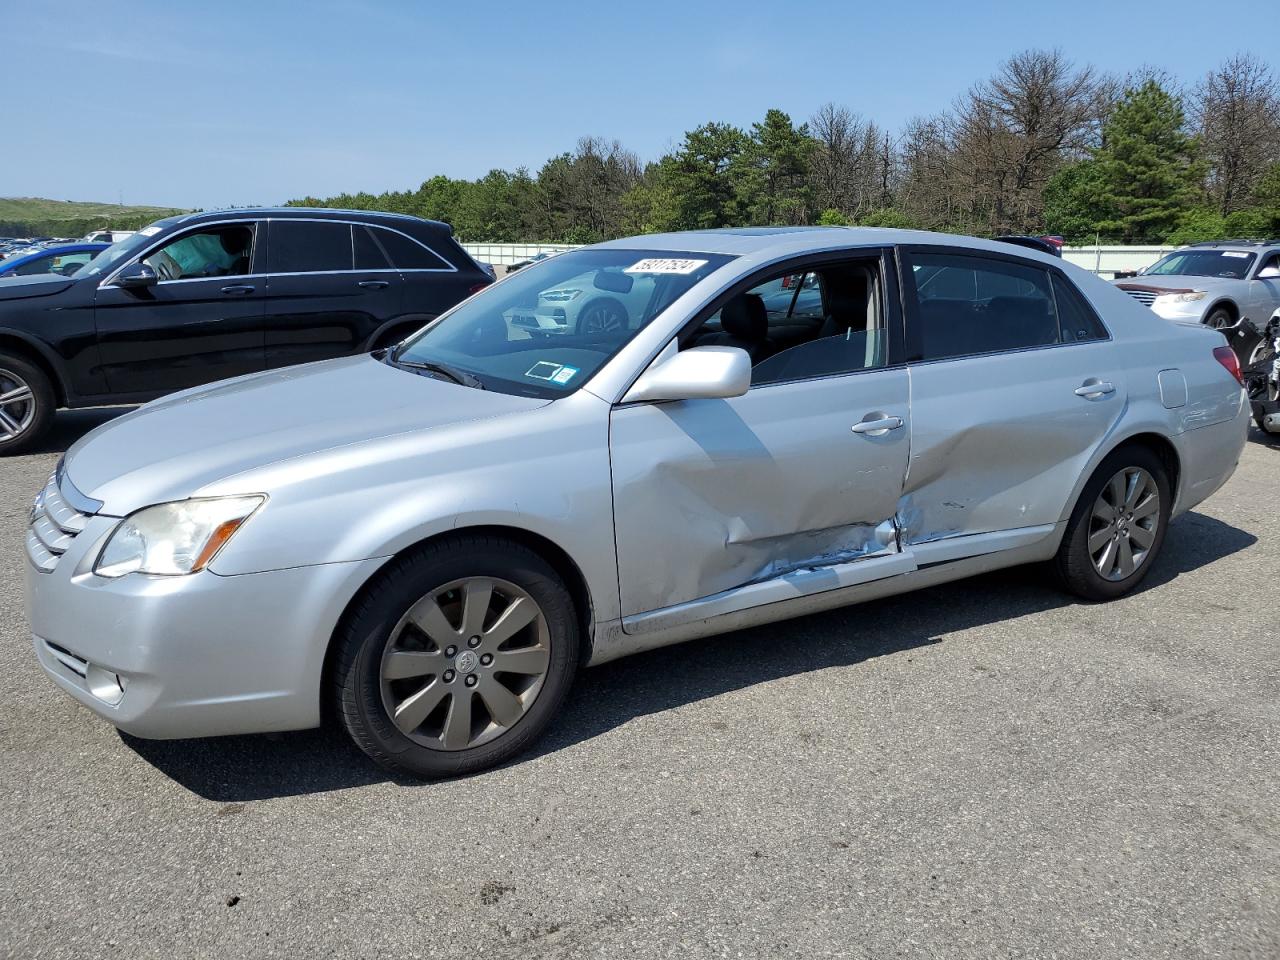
[525, 361, 564, 381]
[138, 226, 162, 237]
[550, 365, 578, 385]
[1222, 251, 1249, 258]
[625, 258, 709, 275]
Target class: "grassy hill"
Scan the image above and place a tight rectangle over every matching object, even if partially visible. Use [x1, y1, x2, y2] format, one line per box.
[0, 197, 191, 236]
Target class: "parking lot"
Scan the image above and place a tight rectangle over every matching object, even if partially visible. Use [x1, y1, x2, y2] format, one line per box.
[0, 411, 1275, 959]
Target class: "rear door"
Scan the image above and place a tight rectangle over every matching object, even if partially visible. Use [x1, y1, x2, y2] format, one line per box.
[262, 219, 405, 368]
[900, 246, 1127, 552]
[367, 224, 478, 325]
[93, 221, 266, 396]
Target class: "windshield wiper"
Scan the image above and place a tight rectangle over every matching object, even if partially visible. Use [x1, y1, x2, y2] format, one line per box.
[392, 356, 486, 390]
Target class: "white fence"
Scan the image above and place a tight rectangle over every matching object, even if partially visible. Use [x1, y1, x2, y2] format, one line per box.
[463, 242, 1175, 277]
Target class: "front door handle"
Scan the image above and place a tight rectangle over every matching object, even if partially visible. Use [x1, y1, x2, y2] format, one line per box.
[851, 413, 905, 436]
[220, 284, 255, 295]
[358, 280, 390, 290]
[1075, 378, 1116, 399]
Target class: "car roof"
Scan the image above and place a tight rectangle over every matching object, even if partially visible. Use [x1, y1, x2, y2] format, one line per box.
[593, 226, 1067, 264]
[170, 207, 453, 233]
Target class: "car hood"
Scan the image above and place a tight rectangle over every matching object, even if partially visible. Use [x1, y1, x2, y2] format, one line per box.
[1113, 274, 1239, 294]
[64, 354, 551, 513]
[0, 274, 76, 299]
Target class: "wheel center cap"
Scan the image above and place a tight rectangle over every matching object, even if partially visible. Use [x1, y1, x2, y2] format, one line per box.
[455, 650, 479, 675]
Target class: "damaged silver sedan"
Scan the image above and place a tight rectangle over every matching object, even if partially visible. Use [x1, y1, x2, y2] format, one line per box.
[25, 228, 1248, 778]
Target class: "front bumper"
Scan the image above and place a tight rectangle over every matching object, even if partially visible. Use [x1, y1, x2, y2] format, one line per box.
[25, 538, 387, 739]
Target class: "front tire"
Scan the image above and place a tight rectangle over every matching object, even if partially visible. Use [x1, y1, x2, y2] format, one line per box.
[0, 353, 55, 456]
[332, 535, 580, 779]
[1055, 445, 1171, 601]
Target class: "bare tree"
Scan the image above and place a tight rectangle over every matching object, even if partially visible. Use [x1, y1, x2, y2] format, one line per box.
[808, 103, 896, 219]
[1193, 53, 1280, 215]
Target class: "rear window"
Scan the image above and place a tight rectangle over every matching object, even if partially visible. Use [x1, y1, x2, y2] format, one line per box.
[371, 227, 451, 270]
[268, 220, 352, 273]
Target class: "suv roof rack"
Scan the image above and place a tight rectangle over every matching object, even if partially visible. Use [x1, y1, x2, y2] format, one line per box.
[1188, 238, 1280, 248]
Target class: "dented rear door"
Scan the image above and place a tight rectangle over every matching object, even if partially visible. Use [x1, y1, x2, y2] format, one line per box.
[609, 367, 911, 619]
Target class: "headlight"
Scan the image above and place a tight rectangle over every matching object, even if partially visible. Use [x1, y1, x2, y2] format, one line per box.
[1155, 291, 1207, 304]
[540, 289, 583, 302]
[94, 496, 265, 578]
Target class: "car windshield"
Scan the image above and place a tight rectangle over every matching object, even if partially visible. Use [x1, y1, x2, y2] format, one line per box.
[392, 248, 733, 398]
[72, 222, 171, 279]
[1144, 250, 1256, 280]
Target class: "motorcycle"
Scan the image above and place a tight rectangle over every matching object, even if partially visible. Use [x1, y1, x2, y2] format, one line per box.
[1240, 312, 1280, 435]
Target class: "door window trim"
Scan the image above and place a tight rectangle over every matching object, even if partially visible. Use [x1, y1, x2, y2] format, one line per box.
[98, 218, 263, 288]
[615, 247, 906, 404]
[899, 244, 1113, 366]
[262, 217, 457, 276]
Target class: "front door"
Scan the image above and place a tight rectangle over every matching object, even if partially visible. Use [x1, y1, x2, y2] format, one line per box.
[609, 252, 911, 620]
[94, 221, 266, 396]
[900, 247, 1127, 549]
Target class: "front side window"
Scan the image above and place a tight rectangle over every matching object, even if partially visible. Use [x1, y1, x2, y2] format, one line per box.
[684, 259, 887, 385]
[143, 225, 255, 281]
[394, 248, 732, 398]
[1144, 250, 1255, 280]
[909, 253, 1063, 360]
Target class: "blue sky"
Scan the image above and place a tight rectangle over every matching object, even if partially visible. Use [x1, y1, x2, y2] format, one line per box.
[2, 0, 1268, 210]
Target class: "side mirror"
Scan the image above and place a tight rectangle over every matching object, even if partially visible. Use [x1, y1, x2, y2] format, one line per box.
[624, 345, 751, 403]
[1258, 265, 1280, 280]
[112, 262, 158, 289]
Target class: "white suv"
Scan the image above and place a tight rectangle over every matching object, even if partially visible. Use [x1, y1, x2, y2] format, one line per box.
[1114, 240, 1280, 334]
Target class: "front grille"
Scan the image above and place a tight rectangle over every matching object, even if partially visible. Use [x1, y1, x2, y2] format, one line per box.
[1122, 288, 1158, 307]
[25, 470, 93, 573]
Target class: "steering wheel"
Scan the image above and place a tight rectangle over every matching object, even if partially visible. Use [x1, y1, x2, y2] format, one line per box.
[153, 256, 177, 281]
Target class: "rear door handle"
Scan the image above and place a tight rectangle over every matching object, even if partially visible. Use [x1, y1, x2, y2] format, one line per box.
[220, 284, 255, 295]
[1075, 379, 1115, 399]
[358, 280, 390, 290]
[851, 413, 904, 436]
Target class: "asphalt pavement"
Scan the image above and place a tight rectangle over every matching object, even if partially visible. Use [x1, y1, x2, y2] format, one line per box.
[1, 408, 1276, 959]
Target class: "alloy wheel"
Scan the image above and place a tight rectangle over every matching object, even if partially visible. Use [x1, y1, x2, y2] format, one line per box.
[579, 302, 626, 334]
[1087, 467, 1160, 582]
[379, 576, 551, 751]
[0, 367, 36, 442]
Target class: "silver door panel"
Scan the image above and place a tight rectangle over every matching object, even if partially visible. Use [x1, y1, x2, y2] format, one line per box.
[610, 369, 911, 619]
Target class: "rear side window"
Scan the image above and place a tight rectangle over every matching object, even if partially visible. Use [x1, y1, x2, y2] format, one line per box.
[354, 226, 391, 270]
[268, 220, 352, 273]
[1052, 274, 1108, 342]
[909, 253, 1060, 361]
[370, 227, 451, 270]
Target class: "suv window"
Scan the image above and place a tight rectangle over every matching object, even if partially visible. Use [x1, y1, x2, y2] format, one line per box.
[686, 259, 886, 386]
[268, 220, 352, 274]
[354, 226, 391, 270]
[143, 225, 254, 281]
[371, 227, 450, 270]
[909, 253, 1060, 360]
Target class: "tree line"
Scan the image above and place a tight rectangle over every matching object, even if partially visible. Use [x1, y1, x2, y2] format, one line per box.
[290, 50, 1273, 245]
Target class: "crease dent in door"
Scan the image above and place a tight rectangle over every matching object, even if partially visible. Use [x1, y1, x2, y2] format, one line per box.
[624, 444, 902, 613]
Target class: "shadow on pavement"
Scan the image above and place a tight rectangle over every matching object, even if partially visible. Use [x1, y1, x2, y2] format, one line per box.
[29, 407, 131, 455]
[123, 510, 1256, 803]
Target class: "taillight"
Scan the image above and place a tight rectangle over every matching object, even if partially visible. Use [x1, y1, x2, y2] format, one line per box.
[468, 283, 489, 296]
[1213, 345, 1243, 384]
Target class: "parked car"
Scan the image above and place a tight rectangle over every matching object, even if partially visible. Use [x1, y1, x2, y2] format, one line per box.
[0, 242, 107, 279]
[1113, 241, 1280, 366]
[25, 227, 1247, 778]
[994, 235, 1064, 257]
[0, 208, 492, 452]
[506, 250, 560, 273]
[81, 230, 136, 244]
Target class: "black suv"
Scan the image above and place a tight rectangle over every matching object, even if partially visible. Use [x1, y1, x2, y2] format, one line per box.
[0, 208, 492, 452]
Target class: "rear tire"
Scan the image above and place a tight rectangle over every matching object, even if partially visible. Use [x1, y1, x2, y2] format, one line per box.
[1055, 445, 1171, 601]
[332, 535, 580, 779]
[0, 353, 55, 456]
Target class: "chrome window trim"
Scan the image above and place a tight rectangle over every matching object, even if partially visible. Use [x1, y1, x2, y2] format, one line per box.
[264, 217, 458, 274]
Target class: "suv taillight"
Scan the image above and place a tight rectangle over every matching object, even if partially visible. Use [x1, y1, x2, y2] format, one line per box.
[1213, 345, 1243, 384]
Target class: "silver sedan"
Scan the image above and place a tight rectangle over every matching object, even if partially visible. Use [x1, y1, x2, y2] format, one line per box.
[25, 228, 1248, 778]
